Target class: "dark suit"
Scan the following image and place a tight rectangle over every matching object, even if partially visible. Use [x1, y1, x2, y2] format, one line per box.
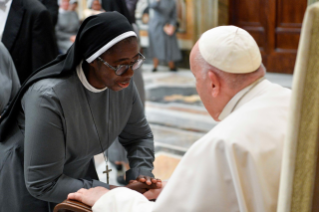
[125, 0, 138, 23]
[2, 0, 58, 84]
[39, 0, 59, 26]
[102, 0, 133, 23]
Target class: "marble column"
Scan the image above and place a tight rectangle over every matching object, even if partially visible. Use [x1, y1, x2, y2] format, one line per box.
[193, 0, 219, 41]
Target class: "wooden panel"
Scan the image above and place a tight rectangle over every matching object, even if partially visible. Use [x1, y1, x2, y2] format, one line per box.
[277, 0, 306, 26]
[275, 28, 301, 50]
[267, 53, 297, 73]
[229, 0, 267, 52]
[229, 0, 307, 74]
[244, 27, 266, 50]
[237, 0, 261, 24]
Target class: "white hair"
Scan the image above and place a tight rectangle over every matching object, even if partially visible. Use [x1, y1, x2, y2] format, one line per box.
[194, 51, 266, 89]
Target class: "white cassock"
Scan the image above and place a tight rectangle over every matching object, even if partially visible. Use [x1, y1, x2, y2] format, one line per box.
[92, 79, 291, 212]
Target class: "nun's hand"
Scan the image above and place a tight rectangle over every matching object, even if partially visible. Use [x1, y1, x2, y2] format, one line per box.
[131, 175, 162, 187]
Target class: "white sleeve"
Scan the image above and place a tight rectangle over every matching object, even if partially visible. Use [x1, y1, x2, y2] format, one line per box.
[92, 187, 155, 212]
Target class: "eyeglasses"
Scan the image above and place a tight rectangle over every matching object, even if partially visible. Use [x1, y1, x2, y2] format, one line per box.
[97, 53, 146, 76]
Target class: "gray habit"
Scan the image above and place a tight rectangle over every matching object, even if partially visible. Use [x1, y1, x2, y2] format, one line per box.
[148, 0, 182, 62]
[0, 42, 20, 114]
[56, 11, 80, 53]
[0, 70, 154, 211]
[109, 68, 145, 164]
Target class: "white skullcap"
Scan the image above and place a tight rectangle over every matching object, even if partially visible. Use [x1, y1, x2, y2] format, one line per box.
[198, 26, 262, 74]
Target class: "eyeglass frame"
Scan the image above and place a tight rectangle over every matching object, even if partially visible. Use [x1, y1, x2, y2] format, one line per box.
[97, 53, 146, 76]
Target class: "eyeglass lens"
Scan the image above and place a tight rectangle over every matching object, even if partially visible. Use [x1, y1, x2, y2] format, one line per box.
[116, 59, 144, 75]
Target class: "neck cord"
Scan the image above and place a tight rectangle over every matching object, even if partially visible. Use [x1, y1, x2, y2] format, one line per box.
[84, 87, 111, 184]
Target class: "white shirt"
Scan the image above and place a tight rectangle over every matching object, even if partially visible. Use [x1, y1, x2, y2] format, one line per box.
[0, 0, 12, 41]
[92, 79, 291, 212]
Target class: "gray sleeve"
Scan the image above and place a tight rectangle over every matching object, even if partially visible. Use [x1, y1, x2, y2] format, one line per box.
[118, 84, 155, 182]
[169, 2, 177, 26]
[23, 88, 109, 203]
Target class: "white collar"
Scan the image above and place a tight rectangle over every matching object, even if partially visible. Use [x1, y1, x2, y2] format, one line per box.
[76, 60, 108, 93]
[218, 77, 266, 121]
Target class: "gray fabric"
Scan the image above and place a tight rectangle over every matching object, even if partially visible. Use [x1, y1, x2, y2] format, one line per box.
[108, 67, 145, 163]
[0, 12, 146, 212]
[133, 67, 145, 106]
[55, 11, 80, 53]
[108, 23, 145, 164]
[148, 0, 182, 62]
[0, 42, 20, 114]
[7, 71, 153, 207]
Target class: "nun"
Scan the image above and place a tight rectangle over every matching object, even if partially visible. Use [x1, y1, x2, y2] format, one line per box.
[148, 0, 182, 72]
[56, 0, 80, 53]
[0, 12, 156, 212]
[0, 42, 20, 115]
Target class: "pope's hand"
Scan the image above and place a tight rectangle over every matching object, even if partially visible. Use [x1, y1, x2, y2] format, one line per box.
[143, 181, 167, 200]
[67, 187, 109, 206]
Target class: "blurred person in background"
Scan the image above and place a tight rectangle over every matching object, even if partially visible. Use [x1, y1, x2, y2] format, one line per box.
[56, 0, 80, 54]
[1, 0, 58, 84]
[101, 0, 132, 23]
[125, 0, 138, 24]
[69, 0, 78, 12]
[148, 0, 181, 72]
[83, 0, 104, 20]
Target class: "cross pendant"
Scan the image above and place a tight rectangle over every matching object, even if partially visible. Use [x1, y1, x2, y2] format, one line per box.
[103, 165, 112, 184]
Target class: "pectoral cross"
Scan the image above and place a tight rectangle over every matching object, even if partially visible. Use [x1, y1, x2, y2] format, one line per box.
[103, 164, 112, 184]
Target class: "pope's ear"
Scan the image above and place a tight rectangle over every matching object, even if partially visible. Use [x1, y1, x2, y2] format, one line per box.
[208, 71, 220, 98]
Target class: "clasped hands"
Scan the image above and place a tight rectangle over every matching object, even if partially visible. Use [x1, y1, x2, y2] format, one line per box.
[67, 175, 164, 207]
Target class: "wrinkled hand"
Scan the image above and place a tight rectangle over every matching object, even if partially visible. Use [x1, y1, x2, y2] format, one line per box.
[143, 181, 167, 200]
[67, 187, 109, 206]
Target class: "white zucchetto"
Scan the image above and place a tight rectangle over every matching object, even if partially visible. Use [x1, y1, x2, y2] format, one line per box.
[199, 26, 262, 74]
